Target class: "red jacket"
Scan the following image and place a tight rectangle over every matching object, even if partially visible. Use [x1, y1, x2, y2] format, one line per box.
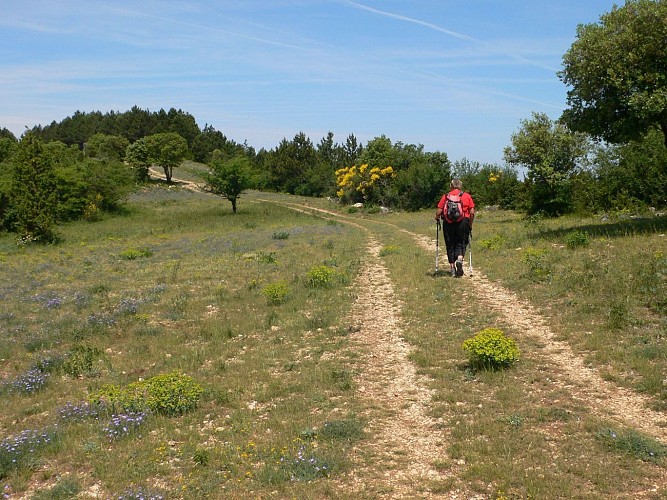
[437, 190, 475, 219]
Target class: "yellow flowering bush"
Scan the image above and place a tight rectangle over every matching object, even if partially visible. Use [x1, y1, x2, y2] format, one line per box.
[335, 163, 395, 205]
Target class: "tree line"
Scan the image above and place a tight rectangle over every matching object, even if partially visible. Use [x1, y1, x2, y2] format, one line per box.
[0, 0, 666, 243]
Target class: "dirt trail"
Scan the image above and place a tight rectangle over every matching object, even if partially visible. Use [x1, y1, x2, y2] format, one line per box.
[269, 202, 463, 497]
[408, 231, 667, 442]
[336, 235, 454, 498]
[158, 177, 667, 495]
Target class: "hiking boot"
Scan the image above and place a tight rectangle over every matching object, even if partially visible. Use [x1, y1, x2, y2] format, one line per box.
[455, 260, 464, 277]
[450, 267, 456, 277]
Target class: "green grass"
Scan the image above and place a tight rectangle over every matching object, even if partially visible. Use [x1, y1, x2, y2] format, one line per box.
[0, 186, 366, 497]
[1, 183, 666, 498]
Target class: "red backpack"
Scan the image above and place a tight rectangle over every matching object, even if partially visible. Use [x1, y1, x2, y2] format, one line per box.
[443, 190, 464, 223]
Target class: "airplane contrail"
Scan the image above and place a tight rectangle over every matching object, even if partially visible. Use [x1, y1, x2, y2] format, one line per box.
[343, 1, 559, 73]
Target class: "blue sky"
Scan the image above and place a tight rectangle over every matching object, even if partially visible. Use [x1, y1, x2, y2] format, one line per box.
[1, 1, 619, 164]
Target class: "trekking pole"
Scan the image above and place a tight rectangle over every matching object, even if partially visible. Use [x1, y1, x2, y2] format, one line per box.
[468, 229, 474, 277]
[435, 219, 440, 274]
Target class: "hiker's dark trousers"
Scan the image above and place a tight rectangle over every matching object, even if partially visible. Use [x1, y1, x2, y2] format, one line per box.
[443, 218, 470, 264]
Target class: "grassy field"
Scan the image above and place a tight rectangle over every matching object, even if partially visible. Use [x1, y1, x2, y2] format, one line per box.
[1, 171, 666, 498]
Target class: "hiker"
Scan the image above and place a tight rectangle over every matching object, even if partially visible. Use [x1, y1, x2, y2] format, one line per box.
[435, 179, 475, 277]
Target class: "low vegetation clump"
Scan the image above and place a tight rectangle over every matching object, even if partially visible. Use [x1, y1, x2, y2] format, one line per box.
[319, 416, 365, 442]
[90, 371, 204, 416]
[262, 281, 290, 304]
[119, 247, 153, 260]
[379, 245, 400, 256]
[596, 427, 667, 462]
[0, 428, 58, 478]
[272, 230, 290, 240]
[102, 410, 149, 440]
[521, 247, 551, 280]
[116, 486, 165, 500]
[564, 230, 590, 249]
[479, 234, 505, 251]
[306, 265, 336, 287]
[3, 367, 50, 394]
[462, 328, 520, 370]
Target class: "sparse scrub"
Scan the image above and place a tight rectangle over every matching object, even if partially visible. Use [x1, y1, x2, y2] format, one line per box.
[2, 183, 665, 498]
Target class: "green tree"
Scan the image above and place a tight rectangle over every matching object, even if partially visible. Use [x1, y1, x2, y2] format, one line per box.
[559, 0, 667, 148]
[0, 137, 18, 163]
[591, 129, 667, 211]
[266, 132, 318, 194]
[8, 135, 58, 243]
[125, 138, 151, 182]
[205, 155, 253, 213]
[144, 132, 189, 183]
[0, 127, 17, 141]
[392, 152, 451, 211]
[358, 135, 393, 169]
[452, 158, 523, 210]
[341, 133, 363, 166]
[504, 112, 589, 215]
[84, 133, 129, 161]
[192, 124, 244, 163]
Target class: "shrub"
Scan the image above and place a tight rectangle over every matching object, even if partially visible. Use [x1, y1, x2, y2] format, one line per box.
[564, 230, 589, 249]
[521, 247, 550, 280]
[262, 282, 289, 305]
[479, 234, 505, 251]
[379, 245, 400, 256]
[462, 328, 520, 370]
[306, 265, 336, 287]
[90, 371, 204, 416]
[272, 230, 290, 240]
[63, 344, 104, 378]
[119, 247, 153, 260]
[320, 416, 364, 441]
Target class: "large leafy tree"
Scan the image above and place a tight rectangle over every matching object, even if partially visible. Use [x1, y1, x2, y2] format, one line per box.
[504, 112, 589, 215]
[144, 132, 189, 183]
[204, 155, 253, 213]
[559, 0, 667, 148]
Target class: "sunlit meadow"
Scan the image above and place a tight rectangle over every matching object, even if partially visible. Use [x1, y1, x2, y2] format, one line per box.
[1, 173, 666, 498]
